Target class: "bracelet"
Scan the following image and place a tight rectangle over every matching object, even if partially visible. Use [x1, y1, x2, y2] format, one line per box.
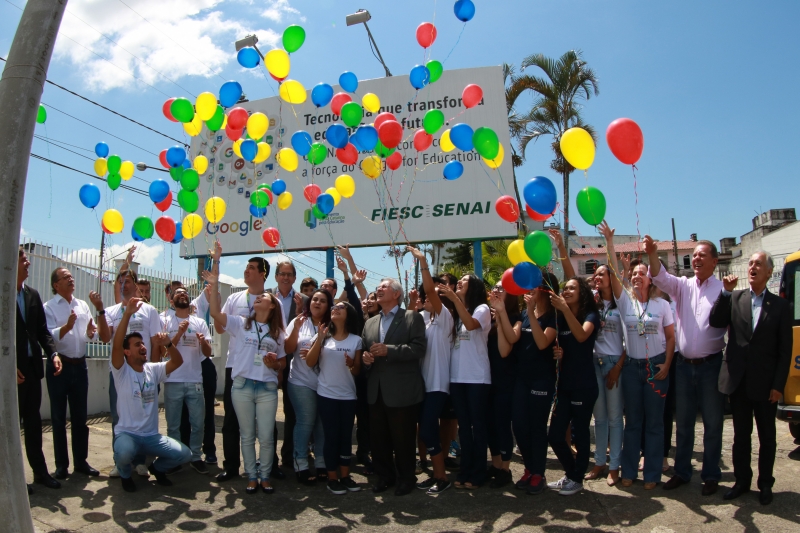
[420, 267, 429, 271]
[98, 309, 106, 316]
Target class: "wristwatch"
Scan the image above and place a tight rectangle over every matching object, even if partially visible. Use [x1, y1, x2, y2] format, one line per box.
[98, 309, 106, 316]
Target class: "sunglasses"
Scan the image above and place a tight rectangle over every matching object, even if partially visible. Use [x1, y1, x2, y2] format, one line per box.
[332, 303, 347, 310]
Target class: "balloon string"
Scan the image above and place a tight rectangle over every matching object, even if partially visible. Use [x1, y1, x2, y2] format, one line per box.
[442, 23, 467, 64]
[632, 164, 641, 244]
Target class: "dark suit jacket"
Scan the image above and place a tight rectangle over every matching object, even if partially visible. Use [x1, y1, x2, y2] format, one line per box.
[16, 284, 57, 379]
[270, 287, 309, 323]
[362, 307, 426, 408]
[710, 288, 792, 401]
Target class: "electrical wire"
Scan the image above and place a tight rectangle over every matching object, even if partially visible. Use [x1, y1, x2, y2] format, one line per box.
[32, 134, 94, 153]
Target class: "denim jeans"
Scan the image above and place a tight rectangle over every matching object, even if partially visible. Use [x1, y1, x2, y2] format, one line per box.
[164, 382, 205, 461]
[450, 383, 491, 485]
[181, 359, 218, 458]
[621, 354, 669, 483]
[674, 353, 724, 482]
[317, 395, 357, 471]
[231, 377, 278, 480]
[46, 360, 89, 470]
[512, 379, 554, 476]
[287, 382, 326, 472]
[593, 355, 624, 470]
[113, 432, 190, 479]
[109, 372, 145, 467]
[548, 387, 598, 483]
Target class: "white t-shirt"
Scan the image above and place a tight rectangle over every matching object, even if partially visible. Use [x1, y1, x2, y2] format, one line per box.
[615, 292, 674, 360]
[106, 302, 163, 369]
[316, 333, 363, 400]
[450, 304, 492, 384]
[286, 317, 321, 391]
[594, 299, 625, 357]
[225, 315, 285, 382]
[221, 291, 260, 368]
[422, 308, 453, 393]
[111, 361, 167, 437]
[161, 314, 211, 383]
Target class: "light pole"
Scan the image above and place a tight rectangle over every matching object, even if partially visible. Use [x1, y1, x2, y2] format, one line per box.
[346, 9, 392, 77]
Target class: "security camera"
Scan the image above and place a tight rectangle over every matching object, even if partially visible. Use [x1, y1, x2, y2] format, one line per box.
[235, 34, 259, 51]
[346, 9, 371, 26]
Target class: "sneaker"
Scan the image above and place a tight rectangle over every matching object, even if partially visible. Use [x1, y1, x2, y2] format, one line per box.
[339, 475, 361, 492]
[190, 460, 209, 475]
[527, 474, 546, 495]
[449, 440, 461, 458]
[444, 457, 460, 472]
[415, 459, 428, 475]
[109, 466, 121, 478]
[135, 464, 150, 477]
[427, 478, 452, 494]
[559, 478, 583, 496]
[486, 465, 500, 479]
[516, 469, 532, 489]
[327, 479, 347, 495]
[120, 477, 136, 492]
[547, 475, 569, 491]
[490, 468, 512, 488]
[148, 465, 173, 486]
[416, 476, 437, 490]
[204, 455, 218, 465]
[166, 465, 182, 475]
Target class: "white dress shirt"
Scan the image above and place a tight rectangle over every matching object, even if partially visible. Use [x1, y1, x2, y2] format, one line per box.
[44, 294, 94, 358]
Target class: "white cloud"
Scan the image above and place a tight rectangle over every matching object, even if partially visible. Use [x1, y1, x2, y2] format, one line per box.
[62, 241, 164, 268]
[225, 258, 243, 265]
[20, 228, 28, 237]
[219, 273, 245, 286]
[261, 0, 305, 23]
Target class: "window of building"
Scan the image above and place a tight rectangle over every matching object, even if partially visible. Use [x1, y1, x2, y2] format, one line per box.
[583, 259, 599, 275]
[683, 255, 691, 270]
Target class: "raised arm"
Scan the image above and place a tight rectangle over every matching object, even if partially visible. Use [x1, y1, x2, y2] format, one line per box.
[111, 297, 141, 370]
[549, 229, 575, 280]
[89, 291, 112, 343]
[523, 293, 558, 349]
[490, 292, 521, 357]
[305, 323, 327, 368]
[709, 276, 736, 329]
[407, 246, 442, 315]
[438, 284, 481, 331]
[644, 235, 680, 298]
[202, 268, 227, 330]
[598, 221, 624, 299]
[337, 244, 368, 300]
[550, 294, 595, 342]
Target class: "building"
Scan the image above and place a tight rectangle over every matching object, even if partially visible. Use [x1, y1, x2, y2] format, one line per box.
[570, 236, 700, 277]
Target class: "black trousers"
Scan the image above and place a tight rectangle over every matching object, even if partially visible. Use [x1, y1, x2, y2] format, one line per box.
[488, 382, 515, 461]
[317, 395, 357, 471]
[355, 375, 370, 457]
[180, 358, 218, 457]
[512, 379, 555, 476]
[548, 387, 598, 483]
[730, 380, 778, 489]
[18, 358, 48, 475]
[222, 367, 240, 472]
[369, 388, 420, 485]
[46, 359, 89, 470]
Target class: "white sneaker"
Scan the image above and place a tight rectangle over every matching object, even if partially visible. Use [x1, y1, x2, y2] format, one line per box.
[135, 464, 150, 477]
[109, 466, 120, 478]
[547, 475, 568, 490]
[559, 479, 583, 496]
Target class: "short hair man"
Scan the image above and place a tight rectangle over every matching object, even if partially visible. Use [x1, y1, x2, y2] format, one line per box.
[136, 279, 151, 303]
[299, 277, 318, 296]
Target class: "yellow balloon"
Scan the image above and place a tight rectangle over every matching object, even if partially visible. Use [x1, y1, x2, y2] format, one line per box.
[279, 79, 307, 104]
[184, 114, 203, 137]
[440, 129, 455, 152]
[193, 155, 209, 174]
[482, 143, 505, 169]
[204, 197, 226, 224]
[195, 92, 217, 121]
[247, 112, 269, 139]
[325, 187, 342, 206]
[102, 209, 124, 234]
[361, 156, 382, 179]
[361, 93, 381, 113]
[254, 142, 271, 164]
[265, 48, 291, 79]
[182, 214, 203, 239]
[507, 239, 531, 265]
[560, 127, 595, 170]
[233, 139, 243, 158]
[277, 148, 298, 172]
[119, 160, 134, 181]
[221, 115, 228, 130]
[94, 158, 107, 177]
[277, 191, 293, 210]
[335, 174, 356, 198]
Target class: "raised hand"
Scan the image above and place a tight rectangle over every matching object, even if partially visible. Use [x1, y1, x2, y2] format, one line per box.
[318, 323, 330, 340]
[524, 292, 536, 313]
[336, 255, 349, 274]
[549, 293, 569, 313]
[294, 291, 304, 310]
[548, 228, 565, 249]
[177, 320, 190, 338]
[642, 235, 657, 256]
[437, 283, 458, 302]
[723, 274, 739, 292]
[408, 288, 419, 308]
[489, 291, 505, 312]
[124, 297, 143, 316]
[405, 245, 426, 263]
[201, 270, 218, 285]
[598, 220, 615, 241]
[619, 253, 632, 274]
[154, 331, 172, 346]
[336, 244, 353, 262]
[209, 241, 222, 261]
[125, 246, 136, 264]
[89, 290, 104, 311]
[352, 269, 367, 286]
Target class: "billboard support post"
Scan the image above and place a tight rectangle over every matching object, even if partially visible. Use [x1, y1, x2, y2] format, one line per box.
[473, 241, 483, 277]
[326, 248, 334, 279]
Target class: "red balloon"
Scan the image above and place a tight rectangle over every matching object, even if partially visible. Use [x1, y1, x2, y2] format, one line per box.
[378, 120, 403, 149]
[416, 22, 437, 48]
[525, 204, 554, 222]
[413, 129, 433, 151]
[386, 152, 402, 170]
[227, 107, 249, 130]
[262, 227, 280, 248]
[264, 188, 274, 206]
[101, 221, 112, 235]
[336, 143, 358, 165]
[225, 124, 243, 141]
[606, 118, 644, 165]
[303, 184, 322, 203]
[495, 195, 519, 223]
[155, 190, 173, 212]
[462, 84, 483, 109]
[155, 216, 176, 242]
[270, 73, 286, 83]
[162, 98, 177, 122]
[158, 149, 169, 169]
[331, 92, 352, 116]
[374, 112, 397, 130]
[501, 268, 526, 296]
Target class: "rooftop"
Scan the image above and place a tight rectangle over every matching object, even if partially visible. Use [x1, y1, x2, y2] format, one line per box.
[570, 240, 699, 256]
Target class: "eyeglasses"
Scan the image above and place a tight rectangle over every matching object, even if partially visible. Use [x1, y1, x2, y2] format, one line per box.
[57, 274, 74, 282]
[332, 303, 346, 310]
[277, 271, 294, 277]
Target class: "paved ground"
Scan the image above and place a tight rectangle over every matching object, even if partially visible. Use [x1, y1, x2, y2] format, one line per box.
[20, 395, 800, 532]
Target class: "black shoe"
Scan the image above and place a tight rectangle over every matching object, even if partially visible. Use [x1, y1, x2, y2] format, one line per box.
[261, 481, 275, 495]
[702, 480, 719, 496]
[54, 467, 69, 480]
[444, 457, 460, 472]
[759, 487, 773, 505]
[416, 476, 437, 490]
[327, 479, 347, 495]
[204, 455, 218, 465]
[662, 475, 688, 490]
[270, 465, 286, 480]
[120, 477, 136, 493]
[490, 468, 512, 488]
[394, 482, 414, 496]
[486, 465, 501, 479]
[427, 478, 452, 494]
[74, 464, 100, 477]
[190, 460, 209, 475]
[372, 479, 395, 493]
[148, 465, 173, 486]
[245, 481, 258, 495]
[27, 484, 33, 495]
[340, 475, 361, 492]
[216, 470, 238, 482]
[33, 473, 61, 489]
[166, 465, 182, 475]
[723, 484, 751, 500]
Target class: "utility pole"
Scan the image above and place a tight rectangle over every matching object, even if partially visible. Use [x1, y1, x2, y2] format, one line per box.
[0, 1, 68, 530]
[671, 218, 680, 276]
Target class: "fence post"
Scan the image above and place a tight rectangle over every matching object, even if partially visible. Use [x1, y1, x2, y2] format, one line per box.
[473, 240, 483, 277]
[326, 248, 334, 278]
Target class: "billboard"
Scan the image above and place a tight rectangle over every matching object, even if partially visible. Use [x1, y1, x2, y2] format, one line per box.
[182, 66, 516, 258]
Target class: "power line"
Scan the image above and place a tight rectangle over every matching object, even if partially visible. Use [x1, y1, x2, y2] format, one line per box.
[32, 134, 94, 153]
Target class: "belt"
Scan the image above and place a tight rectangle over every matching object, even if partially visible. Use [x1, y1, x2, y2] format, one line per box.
[59, 355, 87, 366]
[678, 351, 721, 365]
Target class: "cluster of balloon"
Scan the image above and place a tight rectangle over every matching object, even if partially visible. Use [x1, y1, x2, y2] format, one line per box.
[92, 142, 135, 191]
[558, 127, 606, 226]
[522, 176, 557, 221]
[503, 229, 550, 294]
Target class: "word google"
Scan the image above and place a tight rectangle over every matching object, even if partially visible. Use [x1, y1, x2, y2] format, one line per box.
[206, 217, 264, 237]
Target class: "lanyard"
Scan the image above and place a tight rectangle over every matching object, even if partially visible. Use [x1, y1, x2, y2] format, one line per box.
[255, 322, 270, 352]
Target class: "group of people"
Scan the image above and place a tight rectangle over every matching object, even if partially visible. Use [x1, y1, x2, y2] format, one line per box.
[15, 223, 792, 504]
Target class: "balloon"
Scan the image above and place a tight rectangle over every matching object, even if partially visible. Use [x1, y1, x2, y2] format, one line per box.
[265, 49, 291, 79]
[409, 65, 431, 90]
[149, 179, 170, 203]
[336, 144, 358, 165]
[79, 183, 101, 209]
[249, 190, 268, 208]
[450, 123, 474, 151]
[94, 142, 109, 158]
[170, 222, 183, 244]
[426, 60, 443, 83]
[462, 84, 483, 109]
[257, 182, 272, 192]
[219, 81, 243, 108]
[374, 112, 396, 130]
[501, 268, 526, 296]
[279, 79, 307, 104]
[495, 195, 519, 223]
[169, 166, 183, 181]
[225, 124, 243, 141]
[443, 160, 463, 180]
[227, 107, 248, 130]
[560, 127, 595, 170]
[482, 143, 505, 169]
[413, 129, 433, 151]
[237, 48, 260, 68]
[183, 114, 203, 136]
[440, 129, 455, 152]
[374, 139, 395, 158]
[606, 118, 644, 165]
[331, 92, 351, 115]
[416, 22, 437, 48]
[170, 97, 194, 123]
[454, 0, 476, 21]
[576, 186, 606, 226]
[94, 158, 107, 177]
[472, 127, 499, 159]
[354, 125, 378, 151]
[202, 197, 225, 224]
[107, 155, 121, 174]
[247, 112, 269, 139]
[250, 204, 267, 218]
[155, 191, 173, 212]
[277, 191, 293, 210]
[232, 139, 243, 158]
[262, 227, 280, 248]
[525, 204, 554, 222]
[133, 216, 154, 239]
[283, 24, 306, 53]
[423, 109, 445, 134]
[107, 173, 121, 191]
[166, 146, 186, 168]
[291, 130, 313, 156]
[335, 174, 356, 198]
[308, 143, 327, 165]
[523, 176, 557, 216]
[311, 83, 334, 107]
[271, 179, 286, 195]
[205, 104, 225, 131]
[513, 262, 542, 291]
[155, 216, 176, 242]
[131, 227, 144, 242]
[254, 142, 271, 163]
[195, 92, 217, 121]
[326, 124, 349, 149]
[316, 193, 334, 215]
[240, 139, 258, 161]
[158, 149, 169, 169]
[312, 205, 327, 220]
[162, 98, 177, 122]
[182, 214, 203, 239]
[325, 187, 342, 207]
[507, 239, 530, 265]
[303, 184, 322, 203]
[386, 152, 402, 171]
[362, 93, 380, 113]
[361, 156, 382, 179]
[177, 189, 199, 213]
[193, 155, 209, 174]
[180, 169, 200, 191]
[102, 209, 124, 234]
[277, 148, 299, 171]
[339, 71, 358, 93]
[524, 231, 552, 266]
[378, 120, 403, 149]
[119, 160, 134, 181]
[340, 102, 363, 128]
[182, 158, 192, 170]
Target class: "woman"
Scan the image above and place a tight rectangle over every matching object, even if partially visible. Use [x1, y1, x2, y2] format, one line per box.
[362, 291, 379, 321]
[441, 274, 491, 489]
[305, 301, 363, 495]
[284, 289, 332, 485]
[204, 270, 285, 495]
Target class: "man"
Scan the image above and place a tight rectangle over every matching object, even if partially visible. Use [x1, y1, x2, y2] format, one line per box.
[43, 267, 107, 479]
[110, 297, 191, 492]
[710, 252, 792, 505]
[16, 249, 62, 490]
[361, 278, 427, 496]
[299, 277, 318, 297]
[162, 287, 213, 475]
[136, 279, 151, 304]
[645, 236, 726, 495]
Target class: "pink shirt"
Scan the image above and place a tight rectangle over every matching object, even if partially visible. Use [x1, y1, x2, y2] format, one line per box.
[649, 267, 726, 359]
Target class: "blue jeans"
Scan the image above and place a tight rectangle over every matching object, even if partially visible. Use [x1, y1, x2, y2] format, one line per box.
[674, 353, 724, 482]
[113, 432, 190, 479]
[164, 382, 205, 461]
[450, 383, 491, 485]
[287, 382, 326, 472]
[419, 391, 448, 456]
[316, 395, 356, 471]
[593, 355, 624, 469]
[109, 372, 145, 467]
[231, 377, 278, 480]
[621, 354, 669, 483]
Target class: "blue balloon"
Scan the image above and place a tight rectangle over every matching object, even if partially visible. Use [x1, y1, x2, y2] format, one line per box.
[443, 160, 464, 180]
[523, 176, 557, 216]
[219, 81, 243, 108]
[454, 0, 476, 21]
[409, 65, 431, 90]
[240, 139, 258, 161]
[326, 124, 349, 149]
[171, 222, 183, 244]
[450, 123, 474, 151]
[237, 48, 260, 68]
[249, 204, 267, 218]
[149, 179, 170, 203]
[316, 193, 334, 215]
[291, 130, 313, 156]
[339, 71, 358, 93]
[131, 227, 145, 242]
[79, 183, 101, 209]
[271, 179, 287, 196]
[350, 133, 364, 152]
[512, 262, 542, 290]
[166, 145, 186, 168]
[311, 83, 334, 108]
[94, 142, 109, 158]
[182, 158, 192, 169]
[354, 125, 378, 151]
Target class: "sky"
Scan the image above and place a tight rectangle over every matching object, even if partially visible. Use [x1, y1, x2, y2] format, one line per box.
[2, 0, 799, 288]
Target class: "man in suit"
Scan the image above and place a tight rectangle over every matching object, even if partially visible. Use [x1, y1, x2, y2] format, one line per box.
[710, 251, 792, 505]
[16, 248, 62, 490]
[362, 278, 426, 496]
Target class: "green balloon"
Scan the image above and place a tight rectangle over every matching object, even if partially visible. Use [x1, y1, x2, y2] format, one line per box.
[250, 190, 269, 208]
[340, 102, 363, 128]
[133, 216, 154, 239]
[258, 183, 272, 192]
[308, 143, 327, 165]
[180, 169, 199, 191]
[524, 230, 552, 267]
[36, 104, 47, 124]
[106, 155, 122, 174]
[426, 60, 443, 83]
[374, 139, 395, 158]
[576, 186, 606, 226]
[423, 109, 445, 134]
[282, 25, 306, 53]
[169, 166, 184, 181]
[205, 105, 225, 131]
[312, 204, 327, 220]
[170, 97, 195, 123]
[107, 173, 121, 191]
[473, 127, 500, 159]
[177, 189, 199, 212]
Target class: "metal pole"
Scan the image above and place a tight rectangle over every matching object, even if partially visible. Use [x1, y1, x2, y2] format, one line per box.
[671, 218, 680, 276]
[473, 241, 483, 277]
[97, 230, 105, 294]
[0, 1, 68, 530]
[363, 22, 392, 77]
[326, 248, 334, 279]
